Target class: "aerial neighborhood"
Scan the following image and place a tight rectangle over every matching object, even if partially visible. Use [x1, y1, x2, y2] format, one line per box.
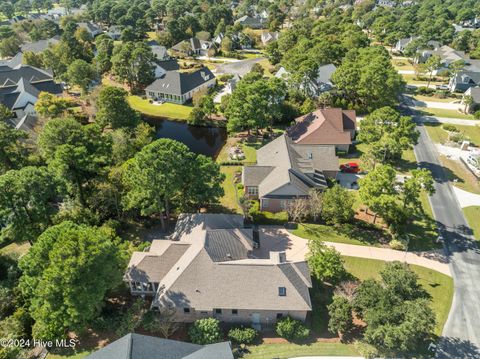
[0, 0, 479, 358]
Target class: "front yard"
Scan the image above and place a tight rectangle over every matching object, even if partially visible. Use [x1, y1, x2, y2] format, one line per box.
[127, 95, 193, 120]
[244, 342, 358, 358]
[463, 206, 480, 244]
[417, 107, 475, 120]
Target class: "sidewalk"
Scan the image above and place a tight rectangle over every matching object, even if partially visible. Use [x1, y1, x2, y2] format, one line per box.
[258, 227, 451, 277]
[452, 186, 480, 208]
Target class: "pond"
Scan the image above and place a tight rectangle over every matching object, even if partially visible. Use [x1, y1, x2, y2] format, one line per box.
[143, 117, 227, 158]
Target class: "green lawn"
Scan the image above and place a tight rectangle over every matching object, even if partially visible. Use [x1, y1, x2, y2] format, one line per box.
[244, 342, 359, 359]
[396, 147, 417, 175]
[127, 96, 193, 120]
[292, 223, 386, 247]
[342, 256, 453, 336]
[392, 57, 414, 71]
[402, 74, 446, 86]
[417, 107, 474, 120]
[219, 166, 242, 213]
[215, 138, 258, 164]
[47, 351, 93, 359]
[424, 123, 480, 145]
[413, 95, 460, 103]
[0, 241, 30, 256]
[463, 206, 480, 243]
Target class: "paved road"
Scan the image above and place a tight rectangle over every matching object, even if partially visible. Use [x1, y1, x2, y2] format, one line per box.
[214, 57, 264, 76]
[406, 104, 480, 357]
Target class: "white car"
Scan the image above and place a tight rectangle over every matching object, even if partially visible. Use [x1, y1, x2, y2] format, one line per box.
[435, 84, 449, 90]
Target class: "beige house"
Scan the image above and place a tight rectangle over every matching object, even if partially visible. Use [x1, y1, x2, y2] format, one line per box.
[242, 133, 339, 212]
[125, 214, 312, 329]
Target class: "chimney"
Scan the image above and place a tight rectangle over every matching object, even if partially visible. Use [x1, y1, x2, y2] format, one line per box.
[270, 251, 287, 264]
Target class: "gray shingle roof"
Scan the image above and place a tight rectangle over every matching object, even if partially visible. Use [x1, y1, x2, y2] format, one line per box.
[145, 67, 215, 96]
[87, 333, 233, 359]
[205, 229, 253, 262]
[242, 166, 274, 186]
[20, 36, 60, 53]
[468, 87, 480, 103]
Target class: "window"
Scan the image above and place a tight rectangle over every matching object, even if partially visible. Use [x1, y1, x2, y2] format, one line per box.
[247, 187, 258, 196]
[214, 308, 222, 314]
[232, 309, 238, 315]
[261, 199, 269, 210]
[276, 313, 283, 319]
[278, 287, 287, 296]
[184, 308, 190, 313]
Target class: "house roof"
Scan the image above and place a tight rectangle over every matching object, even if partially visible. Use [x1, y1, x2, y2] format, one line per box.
[287, 108, 356, 145]
[78, 22, 102, 34]
[171, 38, 213, 53]
[126, 213, 312, 312]
[87, 333, 233, 359]
[157, 59, 179, 72]
[0, 65, 62, 111]
[145, 67, 215, 96]
[467, 87, 480, 103]
[21, 36, 60, 53]
[244, 134, 339, 197]
[453, 71, 480, 86]
[235, 15, 265, 27]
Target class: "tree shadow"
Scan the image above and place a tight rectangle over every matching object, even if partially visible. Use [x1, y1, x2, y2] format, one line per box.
[435, 337, 480, 358]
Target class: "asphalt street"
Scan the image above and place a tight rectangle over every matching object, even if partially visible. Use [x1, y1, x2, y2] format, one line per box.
[402, 101, 480, 357]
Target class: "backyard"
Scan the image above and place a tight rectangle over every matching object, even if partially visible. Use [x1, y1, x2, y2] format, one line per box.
[127, 96, 193, 120]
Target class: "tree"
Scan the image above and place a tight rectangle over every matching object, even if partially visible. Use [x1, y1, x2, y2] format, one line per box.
[331, 46, 404, 112]
[321, 185, 355, 225]
[359, 164, 399, 225]
[358, 107, 418, 165]
[227, 327, 257, 345]
[141, 306, 180, 339]
[0, 123, 29, 174]
[0, 104, 13, 122]
[379, 261, 427, 301]
[422, 54, 441, 88]
[225, 73, 286, 133]
[111, 42, 155, 92]
[307, 239, 345, 284]
[308, 189, 323, 222]
[0, 36, 21, 58]
[122, 139, 224, 229]
[327, 296, 353, 339]
[95, 86, 140, 129]
[94, 35, 114, 74]
[0, 2, 14, 19]
[19, 221, 124, 339]
[401, 168, 435, 215]
[22, 50, 44, 68]
[286, 198, 309, 223]
[38, 118, 112, 205]
[34, 92, 75, 118]
[188, 318, 222, 345]
[66, 59, 97, 94]
[0, 167, 57, 244]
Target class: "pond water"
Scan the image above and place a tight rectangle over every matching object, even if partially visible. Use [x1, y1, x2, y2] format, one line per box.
[143, 117, 227, 158]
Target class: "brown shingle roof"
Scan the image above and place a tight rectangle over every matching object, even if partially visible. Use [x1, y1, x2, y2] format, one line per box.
[287, 108, 356, 145]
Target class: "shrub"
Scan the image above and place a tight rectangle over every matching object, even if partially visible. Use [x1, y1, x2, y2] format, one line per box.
[188, 318, 222, 344]
[442, 124, 458, 132]
[389, 239, 407, 250]
[417, 86, 434, 95]
[227, 326, 257, 344]
[474, 110, 480, 120]
[275, 316, 310, 340]
[354, 340, 379, 358]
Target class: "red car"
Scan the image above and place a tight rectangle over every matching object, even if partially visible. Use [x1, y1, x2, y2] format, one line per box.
[340, 162, 360, 173]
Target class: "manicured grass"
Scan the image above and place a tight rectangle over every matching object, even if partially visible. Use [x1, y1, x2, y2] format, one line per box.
[463, 206, 480, 243]
[215, 138, 258, 164]
[292, 223, 385, 247]
[127, 96, 192, 120]
[244, 342, 359, 358]
[338, 142, 368, 166]
[417, 107, 474, 120]
[219, 166, 242, 213]
[396, 147, 417, 175]
[424, 123, 480, 145]
[402, 74, 446, 86]
[0, 241, 30, 256]
[342, 256, 454, 336]
[257, 58, 274, 77]
[392, 57, 414, 71]
[413, 95, 460, 103]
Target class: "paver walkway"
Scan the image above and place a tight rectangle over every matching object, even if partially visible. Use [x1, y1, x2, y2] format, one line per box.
[258, 227, 451, 277]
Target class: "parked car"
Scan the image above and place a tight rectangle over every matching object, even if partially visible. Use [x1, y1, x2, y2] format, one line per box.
[435, 84, 449, 90]
[467, 154, 480, 169]
[340, 162, 360, 173]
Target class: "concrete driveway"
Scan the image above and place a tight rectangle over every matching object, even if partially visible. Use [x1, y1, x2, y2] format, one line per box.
[255, 227, 451, 276]
[336, 172, 362, 189]
[215, 57, 265, 76]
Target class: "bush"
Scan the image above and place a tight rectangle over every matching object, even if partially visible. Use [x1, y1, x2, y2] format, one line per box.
[442, 124, 458, 132]
[227, 326, 257, 344]
[474, 110, 480, 120]
[417, 86, 434, 95]
[389, 238, 407, 251]
[354, 340, 379, 358]
[188, 318, 222, 344]
[275, 316, 310, 340]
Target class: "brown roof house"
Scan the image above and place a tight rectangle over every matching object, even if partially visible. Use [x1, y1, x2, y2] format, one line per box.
[287, 108, 357, 152]
[242, 133, 339, 212]
[125, 213, 312, 329]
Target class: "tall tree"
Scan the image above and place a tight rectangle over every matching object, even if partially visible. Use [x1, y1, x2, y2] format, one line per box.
[322, 185, 355, 225]
[95, 86, 140, 129]
[66, 59, 97, 94]
[122, 139, 224, 229]
[19, 221, 124, 339]
[0, 166, 57, 244]
[307, 240, 345, 284]
[0, 123, 30, 174]
[95, 35, 114, 74]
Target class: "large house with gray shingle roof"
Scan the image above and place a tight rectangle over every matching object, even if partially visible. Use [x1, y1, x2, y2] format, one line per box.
[125, 213, 312, 328]
[87, 333, 233, 359]
[0, 65, 62, 121]
[145, 67, 215, 104]
[242, 133, 339, 212]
